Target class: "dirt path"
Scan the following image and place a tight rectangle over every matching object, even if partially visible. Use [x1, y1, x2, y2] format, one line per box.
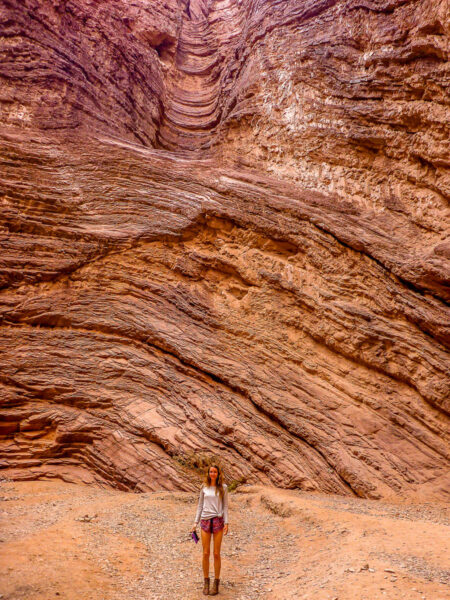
[0, 479, 448, 600]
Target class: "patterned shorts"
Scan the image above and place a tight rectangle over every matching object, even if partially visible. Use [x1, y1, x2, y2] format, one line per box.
[200, 516, 225, 533]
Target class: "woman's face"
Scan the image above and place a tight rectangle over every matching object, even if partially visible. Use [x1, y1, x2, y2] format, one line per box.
[209, 467, 218, 480]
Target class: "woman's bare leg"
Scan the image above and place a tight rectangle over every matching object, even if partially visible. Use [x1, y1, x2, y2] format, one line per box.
[201, 528, 212, 577]
[212, 528, 224, 579]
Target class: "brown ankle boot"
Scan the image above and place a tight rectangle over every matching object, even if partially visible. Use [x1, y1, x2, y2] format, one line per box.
[203, 577, 210, 595]
[210, 578, 220, 595]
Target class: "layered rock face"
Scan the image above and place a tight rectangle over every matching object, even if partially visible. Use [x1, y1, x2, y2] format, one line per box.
[0, 0, 449, 500]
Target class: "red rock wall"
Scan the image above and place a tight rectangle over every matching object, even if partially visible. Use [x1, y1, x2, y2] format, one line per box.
[0, 0, 449, 499]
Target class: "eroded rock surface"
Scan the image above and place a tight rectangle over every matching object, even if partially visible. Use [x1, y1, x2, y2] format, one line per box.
[0, 0, 449, 500]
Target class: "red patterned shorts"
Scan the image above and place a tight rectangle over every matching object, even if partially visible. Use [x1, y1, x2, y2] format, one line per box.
[200, 516, 225, 533]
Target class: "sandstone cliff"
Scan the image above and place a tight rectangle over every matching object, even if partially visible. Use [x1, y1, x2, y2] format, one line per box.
[0, 0, 449, 500]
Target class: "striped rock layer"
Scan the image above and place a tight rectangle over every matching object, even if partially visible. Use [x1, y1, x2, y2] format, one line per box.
[0, 0, 449, 500]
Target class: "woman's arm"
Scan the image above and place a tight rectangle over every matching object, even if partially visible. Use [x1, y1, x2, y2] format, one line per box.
[223, 484, 229, 524]
[193, 487, 204, 526]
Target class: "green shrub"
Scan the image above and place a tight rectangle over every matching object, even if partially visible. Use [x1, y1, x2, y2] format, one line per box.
[228, 475, 247, 492]
[172, 452, 247, 492]
[172, 451, 222, 473]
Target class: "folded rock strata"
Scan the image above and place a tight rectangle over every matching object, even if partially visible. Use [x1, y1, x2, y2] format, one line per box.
[0, 0, 449, 500]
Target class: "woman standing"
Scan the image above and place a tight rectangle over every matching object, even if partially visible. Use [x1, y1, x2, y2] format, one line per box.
[191, 464, 229, 595]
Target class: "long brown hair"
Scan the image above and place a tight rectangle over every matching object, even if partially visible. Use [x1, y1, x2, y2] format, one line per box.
[203, 463, 225, 500]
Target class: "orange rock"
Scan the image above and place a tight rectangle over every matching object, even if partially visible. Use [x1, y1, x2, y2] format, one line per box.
[0, 0, 448, 501]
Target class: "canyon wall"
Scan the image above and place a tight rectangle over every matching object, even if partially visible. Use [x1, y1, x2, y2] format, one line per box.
[0, 0, 449, 500]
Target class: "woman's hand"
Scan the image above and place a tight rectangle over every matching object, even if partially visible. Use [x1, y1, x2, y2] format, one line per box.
[190, 524, 197, 533]
[223, 524, 229, 535]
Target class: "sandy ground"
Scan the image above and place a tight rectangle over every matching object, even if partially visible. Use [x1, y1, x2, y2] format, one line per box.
[0, 478, 448, 600]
